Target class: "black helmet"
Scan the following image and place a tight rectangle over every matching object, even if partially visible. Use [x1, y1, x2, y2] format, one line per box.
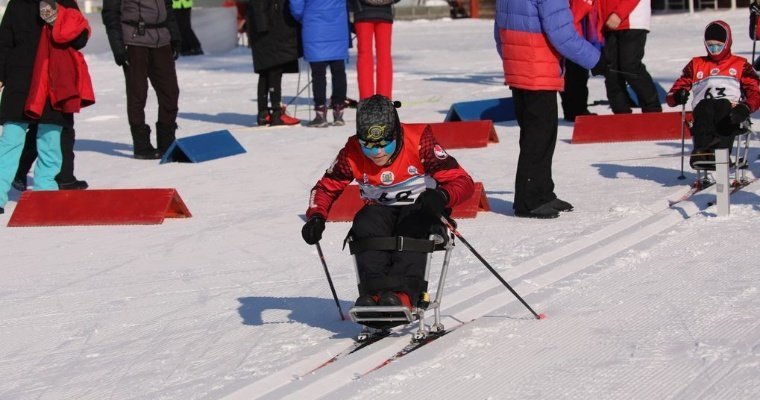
[356, 95, 400, 144]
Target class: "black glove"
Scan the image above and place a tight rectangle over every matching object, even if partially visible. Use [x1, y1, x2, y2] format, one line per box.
[114, 51, 129, 67]
[301, 215, 326, 245]
[729, 103, 751, 125]
[590, 54, 608, 76]
[415, 189, 449, 217]
[672, 89, 689, 105]
[172, 41, 181, 60]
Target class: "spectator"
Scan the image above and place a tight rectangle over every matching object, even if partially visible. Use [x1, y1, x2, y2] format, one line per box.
[561, 0, 603, 122]
[666, 21, 760, 170]
[247, 0, 301, 127]
[301, 95, 474, 312]
[598, 0, 661, 114]
[495, 0, 606, 219]
[350, 0, 400, 101]
[291, 0, 349, 128]
[172, 0, 204, 56]
[0, 0, 93, 215]
[13, 125, 88, 191]
[102, 0, 182, 159]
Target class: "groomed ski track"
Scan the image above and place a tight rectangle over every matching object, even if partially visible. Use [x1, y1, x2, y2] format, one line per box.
[223, 180, 758, 400]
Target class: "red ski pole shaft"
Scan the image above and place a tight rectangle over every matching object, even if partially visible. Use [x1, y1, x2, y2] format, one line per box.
[439, 217, 544, 320]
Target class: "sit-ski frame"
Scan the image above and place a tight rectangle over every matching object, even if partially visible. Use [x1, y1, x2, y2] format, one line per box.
[692, 121, 755, 185]
[347, 231, 455, 342]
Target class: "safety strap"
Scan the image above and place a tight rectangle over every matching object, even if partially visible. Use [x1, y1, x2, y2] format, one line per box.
[348, 236, 436, 255]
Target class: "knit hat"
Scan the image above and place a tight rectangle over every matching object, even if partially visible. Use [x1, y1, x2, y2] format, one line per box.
[356, 95, 400, 144]
[704, 22, 727, 42]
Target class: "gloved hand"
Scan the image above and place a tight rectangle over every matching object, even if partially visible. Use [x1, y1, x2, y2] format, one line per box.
[114, 51, 129, 67]
[172, 41, 182, 60]
[590, 54, 609, 76]
[301, 215, 326, 245]
[752, 0, 760, 15]
[673, 89, 690, 105]
[39, 0, 57, 25]
[729, 102, 751, 125]
[415, 188, 449, 217]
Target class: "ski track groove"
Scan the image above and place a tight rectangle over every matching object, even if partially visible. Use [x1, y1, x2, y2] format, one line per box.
[221, 181, 757, 400]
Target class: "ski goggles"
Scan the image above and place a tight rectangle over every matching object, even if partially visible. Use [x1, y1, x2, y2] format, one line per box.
[359, 138, 396, 157]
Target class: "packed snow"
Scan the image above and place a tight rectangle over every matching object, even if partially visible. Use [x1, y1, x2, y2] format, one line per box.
[1, 8, 759, 400]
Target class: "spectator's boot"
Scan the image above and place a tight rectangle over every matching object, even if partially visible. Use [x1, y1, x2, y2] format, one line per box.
[257, 110, 270, 126]
[156, 122, 177, 156]
[331, 102, 345, 126]
[12, 176, 27, 192]
[131, 124, 161, 160]
[307, 105, 329, 128]
[277, 105, 301, 125]
[57, 177, 89, 190]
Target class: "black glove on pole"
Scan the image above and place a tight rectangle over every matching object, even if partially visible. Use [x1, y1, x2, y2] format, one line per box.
[415, 188, 448, 217]
[590, 54, 609, 76]
[301, 215, 326, 245]
[673, 89, 689, 105]
[729, 103, 751, 125]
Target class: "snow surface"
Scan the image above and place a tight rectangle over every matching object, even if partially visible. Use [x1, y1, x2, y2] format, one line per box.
[2, 8, 760, 400]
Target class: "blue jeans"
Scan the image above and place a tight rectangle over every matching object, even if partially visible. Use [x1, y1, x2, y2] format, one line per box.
[0, 122, 62, 207]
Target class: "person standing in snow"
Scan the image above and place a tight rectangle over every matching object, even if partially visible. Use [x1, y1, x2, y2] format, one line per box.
[0, 0, 94, 215]
[495, 0, 606, 219]
[102, 0, 182, 159]
[246, 0, 302, 127]
[13, 125, 88, 191]
[301, 95, 474, 311]
[666, 21, 760, 170]
[290, 0, 349, 128]
[597, 0, 661, 114]
[172, 0, 203, 56]
[561, 0, 603, 122]
[350, 0, 400, 101]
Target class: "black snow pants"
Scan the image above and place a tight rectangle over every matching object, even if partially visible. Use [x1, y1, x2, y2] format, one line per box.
[691, 98, 742, 150]
[603, 29, 662, 114]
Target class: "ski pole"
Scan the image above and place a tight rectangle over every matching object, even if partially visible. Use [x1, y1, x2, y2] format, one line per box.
[315, 242, 345, 321]
[439, 216, 545, 320]
[678, 102, 687, 180]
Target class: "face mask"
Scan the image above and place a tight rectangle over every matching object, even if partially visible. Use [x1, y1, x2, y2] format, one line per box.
[707, 43, 725, 54]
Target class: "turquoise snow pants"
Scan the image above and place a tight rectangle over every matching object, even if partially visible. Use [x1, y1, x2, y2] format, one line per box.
[0, 122, 62, 207]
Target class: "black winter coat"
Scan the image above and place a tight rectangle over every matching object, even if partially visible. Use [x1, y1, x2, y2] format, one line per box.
[246, 0, 301, 73]
[0, 0, 86, 127]
[351, 0, 398, 23]
[102, 0, 181, 59]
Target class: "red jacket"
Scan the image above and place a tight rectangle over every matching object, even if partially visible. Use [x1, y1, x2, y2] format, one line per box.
[305, 124, 474, 220]
[25, 5, 95, 119]
[598, 0, 650, 31]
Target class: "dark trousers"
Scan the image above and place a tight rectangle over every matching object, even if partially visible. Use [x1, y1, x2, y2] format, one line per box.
[351, 205, 440, 302]
[603, 29, 661, 113]
[691, 99, 740, 150]
[560, 59, 590, 119]
[257, 66, 283, 112]
[15, 125, 77, 183]
[124, 45, 180, 130]
[512, 88, 558, 213]
[310, 60, 347, 107]
[174, 8, 202, 53]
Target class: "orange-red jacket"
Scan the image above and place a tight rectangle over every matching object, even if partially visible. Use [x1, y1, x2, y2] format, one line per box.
[306, 124, 474, 220]
[25, 5, 95, 119]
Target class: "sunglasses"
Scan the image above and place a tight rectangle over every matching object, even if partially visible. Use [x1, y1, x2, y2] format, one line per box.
[359, 139, 396, 157]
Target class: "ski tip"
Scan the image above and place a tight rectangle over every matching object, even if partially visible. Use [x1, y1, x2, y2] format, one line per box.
[537, 313, 547, 320]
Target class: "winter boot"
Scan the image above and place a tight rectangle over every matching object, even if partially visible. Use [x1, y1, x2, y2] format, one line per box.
[277, 105, 301, 125]
[130, 124, 160, 160]
[156, 122, 177, 156]
[331, 102, 345, 126]
[269, 107, 285, 126]
[378, 292, 413, 310]
[307, 105, 329, 128]
[57, 178, 88, 190]
[257, 110, 270, 126]
[514, 202, 560, 219]
[355, 294, 378, 307]
[12, 177, 27, 192]
[0, 207, 4, 215]
[548, 198, 573, 212]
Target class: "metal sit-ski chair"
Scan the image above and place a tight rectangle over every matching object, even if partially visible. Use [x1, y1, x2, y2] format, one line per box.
[347, 228, 456, 343]
[691, 119, 755, 186]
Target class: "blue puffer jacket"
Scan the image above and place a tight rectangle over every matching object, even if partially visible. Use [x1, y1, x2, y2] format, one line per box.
[290, 0, 349, 62]
[494, 0, 600, 91]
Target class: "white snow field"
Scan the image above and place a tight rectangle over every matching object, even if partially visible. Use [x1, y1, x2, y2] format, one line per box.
[2, 8, 760, 400]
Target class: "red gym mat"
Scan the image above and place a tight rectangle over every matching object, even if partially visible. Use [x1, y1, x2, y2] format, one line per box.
[406, 121, 499, 149]
[571, 111, 692, 144]
[8, 188, 192, 227]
